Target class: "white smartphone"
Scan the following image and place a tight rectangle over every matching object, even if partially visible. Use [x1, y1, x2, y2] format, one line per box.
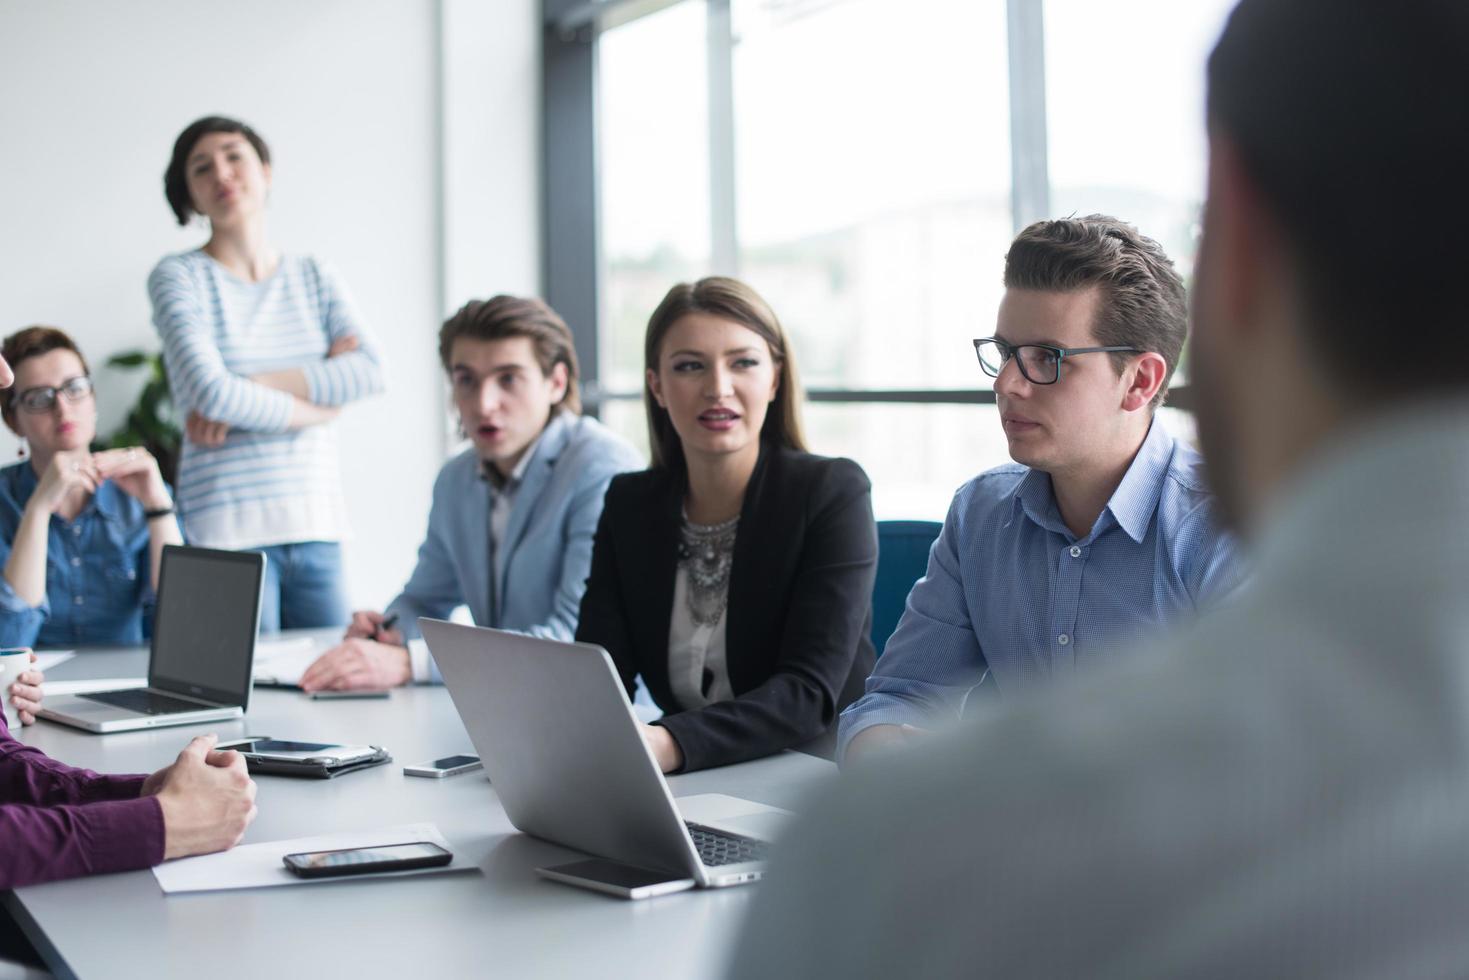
[403, 753, 482, 778]
[537, 859, 696, 900]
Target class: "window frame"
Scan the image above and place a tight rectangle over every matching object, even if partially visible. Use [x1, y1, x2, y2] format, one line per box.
[541, 0, 1193, 414]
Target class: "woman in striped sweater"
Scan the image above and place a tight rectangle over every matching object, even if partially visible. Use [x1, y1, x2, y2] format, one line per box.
[147, 116, 385, 631]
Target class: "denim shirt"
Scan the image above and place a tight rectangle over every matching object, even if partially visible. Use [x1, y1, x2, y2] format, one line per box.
[0, 461, 156, 648]
[837, 420, 1246, 759]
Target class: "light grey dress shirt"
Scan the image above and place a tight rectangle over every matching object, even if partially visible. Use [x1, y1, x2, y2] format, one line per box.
[728, 398, 1469, 979]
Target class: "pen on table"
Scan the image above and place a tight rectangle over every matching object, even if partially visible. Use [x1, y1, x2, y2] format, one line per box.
[372, 613, 399, 642]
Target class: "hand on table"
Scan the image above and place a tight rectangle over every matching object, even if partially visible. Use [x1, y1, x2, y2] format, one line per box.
[641, 724, 684, 774]
[344, 609, 404, 646]
[147, 734, 258, 860]
[299, 638, 410, 692]
[843, 723, 933, 765]
[6, 651, 44, 726]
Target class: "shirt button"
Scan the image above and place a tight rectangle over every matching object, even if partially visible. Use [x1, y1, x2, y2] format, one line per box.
[70, 557, 82, 567]
[73, 595, 85, 606]
[1057, 633, 1070, 646]
[71, 526, 82, 536]
[1069, 545, 1082, 558]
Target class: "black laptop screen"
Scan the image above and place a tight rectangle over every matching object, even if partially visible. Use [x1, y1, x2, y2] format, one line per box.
[149, 546, 264, 706]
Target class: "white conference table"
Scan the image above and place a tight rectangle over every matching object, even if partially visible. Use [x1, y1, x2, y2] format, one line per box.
[4, 633, 837, 979]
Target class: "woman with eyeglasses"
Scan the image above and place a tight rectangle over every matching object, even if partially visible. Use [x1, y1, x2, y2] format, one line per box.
[0, 326, 184, 722]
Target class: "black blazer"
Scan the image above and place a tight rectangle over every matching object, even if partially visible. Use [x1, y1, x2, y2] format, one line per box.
[575, 443, 878, 772]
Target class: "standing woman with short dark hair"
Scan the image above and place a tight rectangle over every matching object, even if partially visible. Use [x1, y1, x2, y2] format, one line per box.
[575, 277, 879, 773]
[147, 116, 385, 631]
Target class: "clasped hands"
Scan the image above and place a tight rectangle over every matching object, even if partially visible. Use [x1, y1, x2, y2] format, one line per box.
[34, 446, 171, 515]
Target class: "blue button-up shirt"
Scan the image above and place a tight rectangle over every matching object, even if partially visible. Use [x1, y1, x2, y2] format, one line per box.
[0, 461, 156, 648]
[837, 420, 1244, 759]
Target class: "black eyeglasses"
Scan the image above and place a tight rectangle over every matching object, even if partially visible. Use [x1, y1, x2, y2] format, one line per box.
[13, 376, 94, 414]
[972, 338, 1141, 386]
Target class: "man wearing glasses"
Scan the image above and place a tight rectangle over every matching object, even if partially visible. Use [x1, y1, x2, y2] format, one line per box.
[839, 214, 1243, 762]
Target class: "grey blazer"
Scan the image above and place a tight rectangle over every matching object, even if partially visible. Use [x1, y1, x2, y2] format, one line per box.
[388, 412, 643, 681]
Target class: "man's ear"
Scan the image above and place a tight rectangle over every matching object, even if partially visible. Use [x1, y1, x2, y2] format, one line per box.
[548, 362, 569, 404]
[1121, 352, 1168, 412]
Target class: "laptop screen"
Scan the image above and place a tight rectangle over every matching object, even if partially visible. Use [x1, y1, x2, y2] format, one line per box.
[149, 546, 265, 707]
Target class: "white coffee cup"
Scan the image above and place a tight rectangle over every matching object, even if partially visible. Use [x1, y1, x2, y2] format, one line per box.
[0, 647, 35, 731]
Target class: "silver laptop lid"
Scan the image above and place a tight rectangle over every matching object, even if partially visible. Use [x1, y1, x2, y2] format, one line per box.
[420, 619, 703, 879]
[149, 545, 266, 709]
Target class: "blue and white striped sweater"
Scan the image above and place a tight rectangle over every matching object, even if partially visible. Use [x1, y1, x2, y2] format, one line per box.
[148, 249, 386, 549]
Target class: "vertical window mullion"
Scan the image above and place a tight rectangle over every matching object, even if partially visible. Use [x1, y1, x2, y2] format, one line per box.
[1006, 0, 1050, 231]
[708, 0, 739, 275]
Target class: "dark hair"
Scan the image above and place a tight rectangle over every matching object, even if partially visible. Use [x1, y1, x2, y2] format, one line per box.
[1003, 215, 1187, 407]
[643, 277, 808, 471]
[1208, 0, 1469, 397]
[164, 116, 272, 226]
[0, 326, 90, 430]
[438, 296, 581, 415]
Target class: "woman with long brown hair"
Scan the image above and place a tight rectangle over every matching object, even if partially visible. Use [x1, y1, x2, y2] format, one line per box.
[575, 277, 878, 773]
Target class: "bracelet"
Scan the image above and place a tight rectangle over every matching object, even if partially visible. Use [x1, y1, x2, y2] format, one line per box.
[143, 506, 175, 520]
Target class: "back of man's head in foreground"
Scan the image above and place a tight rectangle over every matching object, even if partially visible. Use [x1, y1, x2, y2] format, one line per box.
[1205, 0, 1469, 399]
[1194, 0, 1469, 530]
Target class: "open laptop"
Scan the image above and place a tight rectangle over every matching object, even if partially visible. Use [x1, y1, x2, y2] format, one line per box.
[420, 619, 792, 888]
[40, 545, 266, 734]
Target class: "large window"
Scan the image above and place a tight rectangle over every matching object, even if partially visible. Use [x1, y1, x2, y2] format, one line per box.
[556, 0, 1234, 519]
[599, 1, 711, 393]
[1045, 0, 1239, 339]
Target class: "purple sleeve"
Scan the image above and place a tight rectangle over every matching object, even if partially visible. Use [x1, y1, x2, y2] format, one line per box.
[0, 722, 149, 805]
[0, 720, 166, 888]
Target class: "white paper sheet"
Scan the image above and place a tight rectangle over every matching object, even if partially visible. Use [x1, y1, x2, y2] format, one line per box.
[44, 677, 147, 696]
[33, 651, 75, 672]
[152, 823, 466, 894]
[252, 635, 329, 687]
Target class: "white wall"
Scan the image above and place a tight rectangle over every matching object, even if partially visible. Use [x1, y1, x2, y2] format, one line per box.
[0, 0, 540, 609]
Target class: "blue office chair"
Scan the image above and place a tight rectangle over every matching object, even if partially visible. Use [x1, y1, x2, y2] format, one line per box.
[871, 520, 942, 657]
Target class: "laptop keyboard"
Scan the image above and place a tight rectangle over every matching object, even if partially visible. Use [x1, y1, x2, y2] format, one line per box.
[685, 822, 768, 867]
[79, 688, 209, 716]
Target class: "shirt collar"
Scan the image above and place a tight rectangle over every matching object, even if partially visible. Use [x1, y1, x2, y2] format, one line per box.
[1104, 418, 1176, 544]
[1007, 418, 1176, 544]
[1012, 468, 1063, 534]
[90, 480, 130, 524]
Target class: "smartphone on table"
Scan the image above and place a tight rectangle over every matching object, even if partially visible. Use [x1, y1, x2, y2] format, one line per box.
[403, 754, 482, 778]
[283, 841, 453, 878]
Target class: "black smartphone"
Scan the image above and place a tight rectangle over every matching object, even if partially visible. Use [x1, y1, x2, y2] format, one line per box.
[536, 858, 696, 899]
[283, 841, 453, 878]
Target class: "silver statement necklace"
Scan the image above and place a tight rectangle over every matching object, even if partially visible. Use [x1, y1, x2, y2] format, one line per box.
[677, 510, 739, 628]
